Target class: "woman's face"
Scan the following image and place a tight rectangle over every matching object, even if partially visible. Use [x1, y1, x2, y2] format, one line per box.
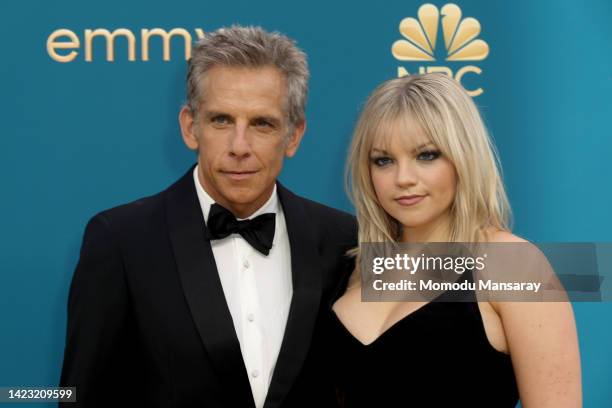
[369, 121, 457, 241]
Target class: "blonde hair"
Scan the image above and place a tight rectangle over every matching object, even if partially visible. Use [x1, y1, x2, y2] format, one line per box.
[346, 73, 511, 258]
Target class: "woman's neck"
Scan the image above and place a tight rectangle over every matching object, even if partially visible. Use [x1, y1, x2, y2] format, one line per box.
[401, 213, 452, 243]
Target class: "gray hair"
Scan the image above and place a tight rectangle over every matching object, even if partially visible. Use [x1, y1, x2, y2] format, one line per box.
[185, 25, 309, 133]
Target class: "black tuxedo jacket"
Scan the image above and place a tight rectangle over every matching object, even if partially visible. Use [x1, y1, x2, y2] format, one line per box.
[60, 166, 356, 407]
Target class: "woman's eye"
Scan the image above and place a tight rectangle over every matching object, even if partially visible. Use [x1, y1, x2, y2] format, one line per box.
[417, 150, 441, 161]
[371, 157, 393, 167]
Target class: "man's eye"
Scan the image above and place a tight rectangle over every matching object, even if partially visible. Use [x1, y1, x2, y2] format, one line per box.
[211, 115, 230, 125]
[371, 157, 393, 167]
[254, 119, 273, 128]
[417, 150, 441, 161]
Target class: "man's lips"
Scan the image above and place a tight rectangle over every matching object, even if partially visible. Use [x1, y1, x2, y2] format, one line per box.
[395, 195, 426, 206]
[221, 170, 259, 181]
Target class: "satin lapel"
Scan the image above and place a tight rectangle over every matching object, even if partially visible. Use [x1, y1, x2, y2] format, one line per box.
[264, 183, 323, 408]
[165, 166, 255, 408]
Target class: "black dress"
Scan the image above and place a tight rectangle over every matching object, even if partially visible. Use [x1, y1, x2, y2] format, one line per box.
[328, 267, 520, 408]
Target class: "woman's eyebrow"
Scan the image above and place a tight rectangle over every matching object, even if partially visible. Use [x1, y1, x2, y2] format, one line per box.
[371, 143, 435, 155]
[413, 142, 435, 152]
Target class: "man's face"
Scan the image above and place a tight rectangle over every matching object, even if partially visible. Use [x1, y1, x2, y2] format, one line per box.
[180, 66, 305, 218]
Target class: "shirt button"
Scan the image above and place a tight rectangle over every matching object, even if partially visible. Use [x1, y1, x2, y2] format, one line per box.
[247, 313, 255, 322]
[243, 259, 250, 269]
[251, 369, 259, 378]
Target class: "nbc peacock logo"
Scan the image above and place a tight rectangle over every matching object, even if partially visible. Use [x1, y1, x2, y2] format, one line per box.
[391, 3, 488, 96]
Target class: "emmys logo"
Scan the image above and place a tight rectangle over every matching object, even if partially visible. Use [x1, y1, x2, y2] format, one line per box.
[47, 28, 206, 63]
[391, 3, 488, 96]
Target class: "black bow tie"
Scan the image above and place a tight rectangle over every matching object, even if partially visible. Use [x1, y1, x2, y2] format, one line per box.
[205, 203, 276, 256]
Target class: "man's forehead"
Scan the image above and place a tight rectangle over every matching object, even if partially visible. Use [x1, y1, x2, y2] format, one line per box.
[198, 65, 287, 115]
[201, 65, 286, 93]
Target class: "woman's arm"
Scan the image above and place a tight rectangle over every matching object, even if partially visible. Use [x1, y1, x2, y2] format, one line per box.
[487, 231, 581, 407]
[495, 300, 581, 407]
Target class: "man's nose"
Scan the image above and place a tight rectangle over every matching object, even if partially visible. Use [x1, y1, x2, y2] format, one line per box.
[229, 122, 252, 158]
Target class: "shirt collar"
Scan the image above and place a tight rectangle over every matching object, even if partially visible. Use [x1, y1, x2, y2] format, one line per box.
[193, 165, 279, 223]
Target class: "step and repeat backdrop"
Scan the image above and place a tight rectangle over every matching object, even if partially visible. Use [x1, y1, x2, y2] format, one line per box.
[1, 0, 611, 406]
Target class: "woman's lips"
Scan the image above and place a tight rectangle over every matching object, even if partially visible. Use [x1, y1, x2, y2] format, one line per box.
[395, 195, 426, 206]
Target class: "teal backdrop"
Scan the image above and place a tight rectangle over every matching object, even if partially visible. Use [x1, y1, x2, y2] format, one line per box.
[1, 0, 611, 406]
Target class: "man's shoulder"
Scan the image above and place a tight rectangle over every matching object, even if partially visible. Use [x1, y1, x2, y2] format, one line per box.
[91, 189, 166, 234]
[278, 184, 356, 242]
[297, 194, 355, 227]
[90, 167, 194, 233]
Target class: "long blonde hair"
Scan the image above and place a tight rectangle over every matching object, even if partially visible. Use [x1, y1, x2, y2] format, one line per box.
[347, 74, 511, 259]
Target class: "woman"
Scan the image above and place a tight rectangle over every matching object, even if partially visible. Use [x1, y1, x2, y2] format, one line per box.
[330, 74, 581, 407]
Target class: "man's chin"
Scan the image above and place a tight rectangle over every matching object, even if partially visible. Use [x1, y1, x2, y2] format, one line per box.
[217, 186, 260, 204]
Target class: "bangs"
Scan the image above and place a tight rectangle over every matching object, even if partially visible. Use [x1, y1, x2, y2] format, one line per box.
[368, 104, 435, 153]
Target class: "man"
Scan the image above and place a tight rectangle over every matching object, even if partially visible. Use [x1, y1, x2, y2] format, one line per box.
[60, 26, 356, 407]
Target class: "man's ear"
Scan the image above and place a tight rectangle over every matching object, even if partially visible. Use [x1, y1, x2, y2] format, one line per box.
[284, 120, 306, 158]
[179, 106, 199, 150]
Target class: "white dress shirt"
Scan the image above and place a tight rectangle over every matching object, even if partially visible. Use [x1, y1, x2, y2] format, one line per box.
[193, 166, 293, 408]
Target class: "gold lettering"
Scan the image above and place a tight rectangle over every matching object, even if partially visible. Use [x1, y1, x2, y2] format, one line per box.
[47, 29, 80, 63]
[396, 64, 484, 97]
[397, 67, 409, 77]
[84, 28, 136, 62]
[194, 29, 206, 40]
[455, 65, 483, 96]
[426, 66, 453, 77]
[141, 28, 192, 61]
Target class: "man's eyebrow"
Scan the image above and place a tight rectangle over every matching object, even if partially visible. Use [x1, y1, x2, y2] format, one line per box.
[252, 115, 282, 124]
[202, 110, 231, 118]
[201, 110, 282, 122]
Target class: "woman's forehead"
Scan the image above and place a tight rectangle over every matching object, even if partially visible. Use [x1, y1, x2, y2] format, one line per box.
[371, 117, 432, 152]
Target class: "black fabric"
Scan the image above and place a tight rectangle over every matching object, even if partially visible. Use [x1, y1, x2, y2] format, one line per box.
[328, 267, 520, 408]
[205, 203, 276, 255]
[60, 164, 357, 408]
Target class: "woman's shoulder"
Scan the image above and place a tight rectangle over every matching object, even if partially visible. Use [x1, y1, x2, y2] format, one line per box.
[484, 228, 528, 243]
[480, 229, 534, 314]
[483, 229, 548, 269]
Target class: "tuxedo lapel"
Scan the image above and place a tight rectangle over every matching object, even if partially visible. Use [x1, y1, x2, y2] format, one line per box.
[264, 183, 323, 408]
[165, 166, 255, 408]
